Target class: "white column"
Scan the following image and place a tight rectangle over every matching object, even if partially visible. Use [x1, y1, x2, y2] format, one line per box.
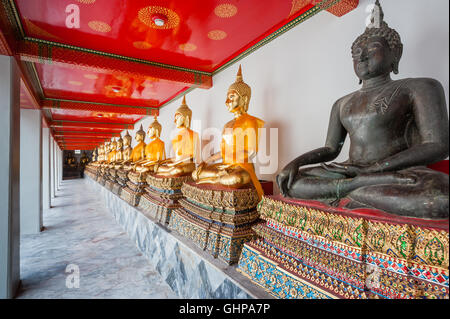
[42, 127, 50, 210]
[50, 136, 55, 200]
[0, 56, 21, 299]
[54, 140, 59, 192]
[20, 109, 43, 234]
[58, 147, 62, 185]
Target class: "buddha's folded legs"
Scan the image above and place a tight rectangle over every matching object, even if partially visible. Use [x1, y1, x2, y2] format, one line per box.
[156, 162, 196, 177]
[346, 167, 449, 218]
[194, 164, 251, 188]
[287, 166, 417, 202]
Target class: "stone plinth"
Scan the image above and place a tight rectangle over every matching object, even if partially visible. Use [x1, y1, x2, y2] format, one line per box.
[138, 174, 192, 225]
[170, 182, 261, 265]
[237, 195, 449, 299]
[85, 174, 272, 299]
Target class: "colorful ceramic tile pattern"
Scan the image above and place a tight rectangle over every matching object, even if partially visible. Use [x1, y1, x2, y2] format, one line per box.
[237, 195, 449, 299]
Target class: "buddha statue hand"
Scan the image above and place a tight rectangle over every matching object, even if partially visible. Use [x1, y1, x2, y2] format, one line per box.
[193, 162, 206, 180]
[277, 161, 299, 196]
[320, 162, 365, 177]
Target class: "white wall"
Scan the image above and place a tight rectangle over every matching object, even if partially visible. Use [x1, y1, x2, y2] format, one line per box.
[122, 0, 449, 193]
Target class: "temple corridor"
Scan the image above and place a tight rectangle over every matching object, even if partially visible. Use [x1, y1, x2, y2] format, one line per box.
[16, 178, 178, 299]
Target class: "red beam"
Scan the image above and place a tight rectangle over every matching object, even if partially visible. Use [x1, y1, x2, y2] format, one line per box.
[54, 132, 120, 139]
[43, 99, 159, 116]
[18, 40, 212, 89]
[56, 137, 114, 142]
[0, 28, 12, 56]
[50, 121, 133, 130]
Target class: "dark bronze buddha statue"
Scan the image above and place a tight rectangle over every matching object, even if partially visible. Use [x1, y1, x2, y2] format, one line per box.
[277, 1, 449, 219]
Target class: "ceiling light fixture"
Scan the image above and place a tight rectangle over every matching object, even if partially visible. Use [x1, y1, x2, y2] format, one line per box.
[152, 13, 167, 26]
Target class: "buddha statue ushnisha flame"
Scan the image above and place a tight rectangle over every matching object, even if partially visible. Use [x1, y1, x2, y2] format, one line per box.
[192, 65, 265, 199]
[276, 0, 449, 219]
[121, 124, 147, 171]
[133, 115, 166, 175]
[153, 95, 199, 177]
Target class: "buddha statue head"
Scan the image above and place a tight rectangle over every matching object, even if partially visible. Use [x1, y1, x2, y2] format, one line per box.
[226, 65, 251, 114]
[104, 141, 111, 152]
[148, 115, 162, 139]
[174, 95, 192, 129]
[116, 136, 123, 150]
[352, 0, 403, 82]
[123, 130, 132, 147]
[135, 124, 146, 142]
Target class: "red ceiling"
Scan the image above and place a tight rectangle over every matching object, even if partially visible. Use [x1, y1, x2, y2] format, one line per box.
[15, 0, 314, 72]
[35, 63, 191, 107]
[1, 0, 359, 150]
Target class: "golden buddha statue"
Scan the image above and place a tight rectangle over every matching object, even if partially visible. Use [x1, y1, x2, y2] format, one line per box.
[99, 141, 111, 168]
[133, 115, 166, 174]
[65, 151, 77, 167]
[107, 138, 118, 166]
[114, 131, 132, 169]
[154, 96, 199, 177]
[114, 136, 124, 162]
[121, 125, 146, 171]
[80, 151, 90, 166]
[91, 149, 97, 163]
[192, 66, 265, 199]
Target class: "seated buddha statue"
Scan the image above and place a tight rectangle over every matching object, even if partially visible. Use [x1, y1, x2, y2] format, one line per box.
[80, 151, 90, 167]
[277, 1, 449, 219]
[192, 66, 265, 199]
[153, 96, 199, 177]
[121, 125, 146, 171]
[90, 149, 97, 163]
[133, 115, 166, 175]
[113, 136, 124, 162]
[107, 138, 117, 168]
[66, 151, 77, 168]
[114, 131, 133, 169]
[92, 146, 104, 166]
[99, 141, 111, 168]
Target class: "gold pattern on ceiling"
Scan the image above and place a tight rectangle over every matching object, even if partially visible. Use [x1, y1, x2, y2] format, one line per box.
[289, 0, 311, 17]
[88, 20, 112, 33]
[68, 80, 83, 86]
[138, 6, 180, 30]
[133, 41, 152, 50]
[76, 0, 96, 4]
[84, 74, 99, 80]
[214, 4, 238, 18]
[208, 30, 227, 40]
[179, 43, 197, 52]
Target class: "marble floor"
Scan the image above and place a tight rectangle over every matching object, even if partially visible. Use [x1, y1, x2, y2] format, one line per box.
[16, 178, 178, 299]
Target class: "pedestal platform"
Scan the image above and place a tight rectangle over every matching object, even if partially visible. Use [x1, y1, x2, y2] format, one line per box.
[169, 182, 262, 265]
[84, 164, 97, 179]
[104, 167, 116, 191]
[237, 195, 449, 299]
[120, 170, 146, 206]
[97, 166, 108, 186]
[138, 174, 192, 225]
[85, 174, 272, 299]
